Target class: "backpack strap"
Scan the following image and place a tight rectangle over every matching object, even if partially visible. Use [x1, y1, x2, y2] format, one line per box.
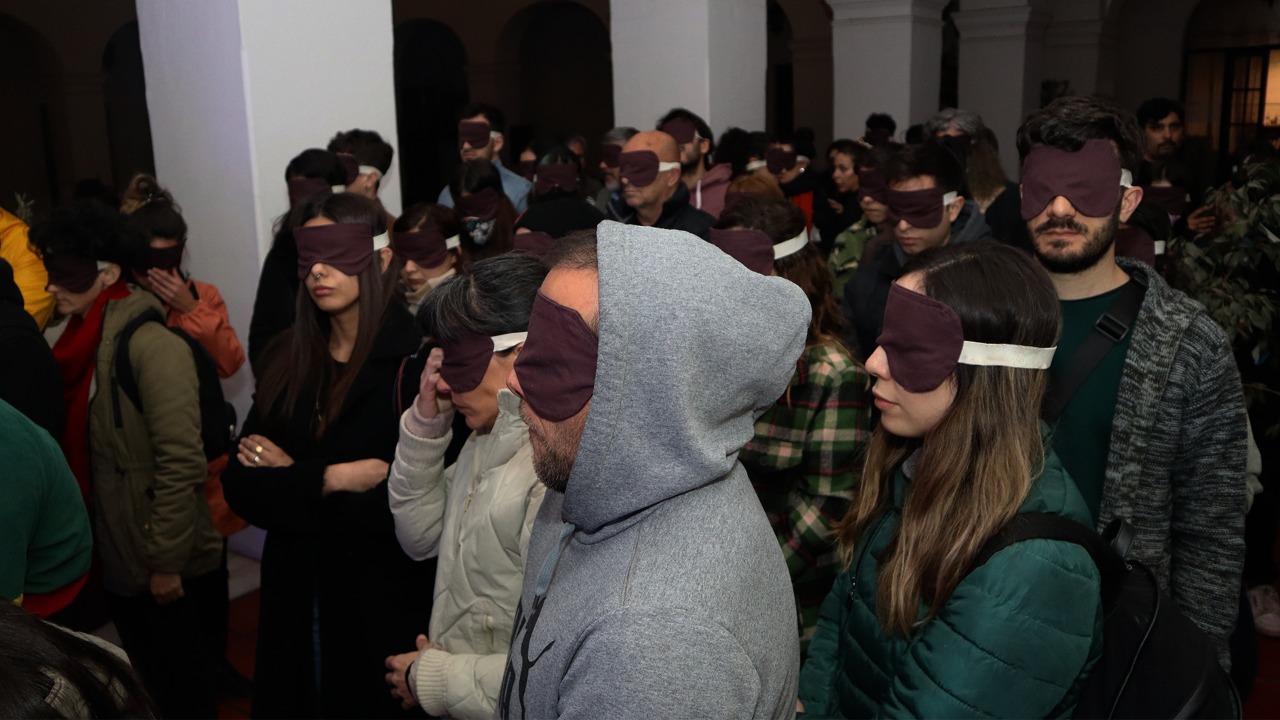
[972, 512, 1127, 582]
[1042, 275, 1148, 423]
[112, 309, 168, 418]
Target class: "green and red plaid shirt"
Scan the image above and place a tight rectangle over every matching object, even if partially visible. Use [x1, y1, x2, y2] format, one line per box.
[739, 342, 872, 654]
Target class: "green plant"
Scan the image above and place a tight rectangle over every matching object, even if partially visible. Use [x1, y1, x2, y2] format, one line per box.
[1167, 156, 1280, 436]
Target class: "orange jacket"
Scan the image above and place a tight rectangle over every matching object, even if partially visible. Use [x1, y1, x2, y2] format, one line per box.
[0, 207, 54, 329]
[166, 279, 245, 379]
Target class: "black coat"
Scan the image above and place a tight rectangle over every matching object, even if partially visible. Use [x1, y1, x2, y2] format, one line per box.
[223, 306, 434, 719]
[0, 258, 63, 438]
[607, 183, 715, 240]
[247, 237, 300, 377]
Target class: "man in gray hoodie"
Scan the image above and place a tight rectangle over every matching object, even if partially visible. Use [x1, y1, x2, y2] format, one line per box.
[499, 221, 808, 718]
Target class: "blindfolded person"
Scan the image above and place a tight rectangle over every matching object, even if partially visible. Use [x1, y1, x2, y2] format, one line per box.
[605, 130, 715, 240]
[383, 254, 549, 719]
[799, 242, 1103, 718]
[392, 202, 465, 314]
[222, 192, 434, 719]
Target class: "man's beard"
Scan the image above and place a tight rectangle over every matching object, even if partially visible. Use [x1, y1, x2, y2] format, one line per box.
[521, 403, 586, 493]
[1032, 207, 1120, 275]
[681, 148, 703, 175]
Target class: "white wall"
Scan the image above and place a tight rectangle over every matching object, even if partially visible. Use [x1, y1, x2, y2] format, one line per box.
[611, 0, 766, 135]
[136, 0, 401, 419]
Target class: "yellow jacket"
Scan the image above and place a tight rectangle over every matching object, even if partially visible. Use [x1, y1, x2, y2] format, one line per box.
[0, 207, 54, 329]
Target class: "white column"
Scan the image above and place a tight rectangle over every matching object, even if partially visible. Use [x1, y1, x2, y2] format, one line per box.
[830, 0, 948, 142]
[611, 0, 766, 134]
[135, 0, 402, 418]
[953, 0, 1050, 176]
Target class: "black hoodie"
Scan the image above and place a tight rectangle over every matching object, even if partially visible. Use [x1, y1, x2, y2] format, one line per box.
[607, 183, 715, 240]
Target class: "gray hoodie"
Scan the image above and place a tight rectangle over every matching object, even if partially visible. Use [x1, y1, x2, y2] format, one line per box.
[497, 221, 809, 719]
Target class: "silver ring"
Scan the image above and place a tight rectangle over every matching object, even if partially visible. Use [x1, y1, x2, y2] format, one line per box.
[252, 454, 261, 465]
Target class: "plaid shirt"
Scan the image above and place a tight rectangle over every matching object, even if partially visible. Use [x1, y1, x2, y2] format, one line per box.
[740, 343, 872, 653]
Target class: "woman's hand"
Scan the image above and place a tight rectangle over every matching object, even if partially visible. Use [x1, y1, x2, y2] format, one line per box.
[385, 634, 430, 709]
[237, 434, 294, 469]
[150, 572, 185, 605]
[322, 459, 390, 496]
[413, 348, 449, 419]
[147, 268, 198, 313]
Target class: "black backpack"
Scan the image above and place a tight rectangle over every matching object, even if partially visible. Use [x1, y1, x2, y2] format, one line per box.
[111, 309, 237, 460]
[973, 513, 1241, 719]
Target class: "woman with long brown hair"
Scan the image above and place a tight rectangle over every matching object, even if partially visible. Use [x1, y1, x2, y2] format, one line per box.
[798, 242, 1102, 717]
[711, 195, 872, 657]
[223, 192, 434, 718]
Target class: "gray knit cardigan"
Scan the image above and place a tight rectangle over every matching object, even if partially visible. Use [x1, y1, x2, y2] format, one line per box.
[1094, 258, 1248, 668]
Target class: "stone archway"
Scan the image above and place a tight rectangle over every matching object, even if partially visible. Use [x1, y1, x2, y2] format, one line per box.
[496, 1, 614, 165]
[103, 20, 154, 192]
[394, 18, 469, 205]
[0, 13, 64, 213]
[771, 0, 834, 150]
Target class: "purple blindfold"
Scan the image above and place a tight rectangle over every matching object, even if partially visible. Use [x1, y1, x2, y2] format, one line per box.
[513, 291, 597, 422]
[336, 153, 360, 185]
[708, 228, 775, 276]
[438, 332, 526, 394]
[885, 187, 956, 228]
[856, 168, 888, 204]
[618, 150, 678, 188]
[1020, 139, 1125, 220]
[136, 243, 185, 273]
[519, 159, 538, 181]
[534, 163, 580, 196]
[877, 283, 1055, 393]
[394, 229, 457, 269]
[294, 223, 384, 279]
[454, 187, 502, 220]
[660, 117, 698, 145]
[513, 231, 556, 257]
[600, 143, 623, 169]
[458, 121, 493, 150]
[43, 252, 103, 294]
[766, 148, 798, 175]
[288, 177, 332, 208]
[1141, 185, 1190, 218]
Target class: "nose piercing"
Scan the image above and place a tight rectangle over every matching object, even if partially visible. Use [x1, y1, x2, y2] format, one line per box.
[312, 272, 323, 281]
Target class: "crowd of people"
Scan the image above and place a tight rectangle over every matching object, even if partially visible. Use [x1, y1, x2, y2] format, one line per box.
[0, 91, 1272, 719]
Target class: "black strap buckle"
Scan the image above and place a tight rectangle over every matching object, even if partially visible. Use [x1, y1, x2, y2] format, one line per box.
[1095, 312, 1129, 342]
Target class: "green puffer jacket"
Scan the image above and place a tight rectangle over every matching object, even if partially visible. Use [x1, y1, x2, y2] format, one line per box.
[88, 288, 221, 597]
[799, 446, 1103, 718]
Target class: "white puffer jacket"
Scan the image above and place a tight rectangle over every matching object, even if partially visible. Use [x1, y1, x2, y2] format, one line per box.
[388, 389, 545, 719]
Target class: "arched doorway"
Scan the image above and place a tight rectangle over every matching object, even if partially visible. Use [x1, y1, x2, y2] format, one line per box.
[498, 2, 613, 166]
[103, 21, 154, 192]
[0, 14, 64, 214]
[766, 1, 794, 138]
[394, 19, 469, 206]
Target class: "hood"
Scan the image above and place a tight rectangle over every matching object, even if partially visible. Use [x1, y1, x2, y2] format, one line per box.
[561, 221, 811, 533]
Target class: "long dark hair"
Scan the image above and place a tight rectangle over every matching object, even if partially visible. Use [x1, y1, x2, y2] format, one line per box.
[0, 603, 157, 718]
[256, 193, 403, 438]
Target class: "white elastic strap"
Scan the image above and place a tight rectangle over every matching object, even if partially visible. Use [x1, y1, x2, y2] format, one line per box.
[491, 332, 527, 352]
[796, 155, 810, 164]
[372, 232, 390, 251]
[658, 161, 682, 173]
[95, 260, 112, 271]
[1120, 169, 1133, 188]
[331, 184, 346, 193]
[490, 131, 501, 141]
[942, 191, 958, 206]
[773, 229, 810, 260]
[1153, 240, 1167, 256]
[444, 234, 460, 250]
[958, 341, 1056, 369]
[746, 160, 767, 172]
[358, 165, 379, 177]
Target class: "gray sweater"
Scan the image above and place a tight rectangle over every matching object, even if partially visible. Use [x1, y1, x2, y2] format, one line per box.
[1097, 259, 1248, 666]
[497, 221, 808, 719]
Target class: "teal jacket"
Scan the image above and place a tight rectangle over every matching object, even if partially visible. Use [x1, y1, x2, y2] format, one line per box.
[798, 447, 1102, 718]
